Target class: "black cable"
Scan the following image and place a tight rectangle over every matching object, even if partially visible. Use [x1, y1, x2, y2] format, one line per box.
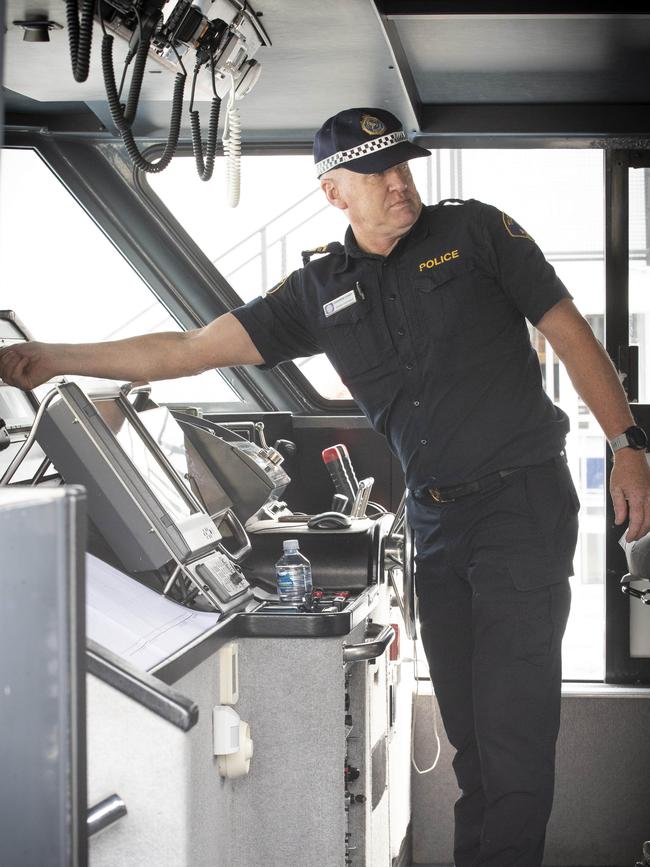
[190, 97, 221, 181]
[66, 0, 95, 83]
[190, 40, 221, 181]
[123, 30, 150, 126]
[189, 58, 221, 182]
[102, 32, 186, 173]
[114, 5, 137, 103]
[117, 58, 130, 102]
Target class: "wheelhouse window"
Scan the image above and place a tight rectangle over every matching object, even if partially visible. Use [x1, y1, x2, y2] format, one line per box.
[0, 148, 241, 407]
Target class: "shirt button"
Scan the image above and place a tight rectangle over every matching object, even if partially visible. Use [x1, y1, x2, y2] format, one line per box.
[420, 439, 428, 445]
[405, 362, 414, 371]
[413, 400, 420, 407]
[397, 327, 405, 337]
[388, 294, 397, 301]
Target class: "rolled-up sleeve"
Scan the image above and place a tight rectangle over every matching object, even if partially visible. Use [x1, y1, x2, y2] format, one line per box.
[476, 202, 572, 326]
[230, 271, 323, 369]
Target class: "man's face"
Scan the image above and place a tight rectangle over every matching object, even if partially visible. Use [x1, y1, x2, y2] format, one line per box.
[323, 162, 422, 241]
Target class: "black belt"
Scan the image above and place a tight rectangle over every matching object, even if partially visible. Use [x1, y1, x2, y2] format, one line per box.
[420, 454, 565, 505]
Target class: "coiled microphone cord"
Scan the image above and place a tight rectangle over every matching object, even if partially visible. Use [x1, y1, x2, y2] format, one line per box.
[65, 0, 95, 82]
[101, 32, 186, 174]
[222, 73, 241, 207]
[189, 56, 221, 182]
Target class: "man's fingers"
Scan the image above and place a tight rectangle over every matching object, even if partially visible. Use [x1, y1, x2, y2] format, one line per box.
[625, 498, 644, 541]
[611, 487, 628, 526]
[0, 349, 20, 384]
[0, 353, 18, 385]
[0, 349, 32, 388]
[625, 496, 650, 542]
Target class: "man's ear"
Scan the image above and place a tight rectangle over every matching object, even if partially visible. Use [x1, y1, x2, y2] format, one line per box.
[321, 178, 347, 211]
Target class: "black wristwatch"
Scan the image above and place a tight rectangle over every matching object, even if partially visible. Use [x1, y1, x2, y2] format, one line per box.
[608, 425, 648, 453]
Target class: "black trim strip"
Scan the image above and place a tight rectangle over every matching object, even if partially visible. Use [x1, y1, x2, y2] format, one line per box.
[376, 1, 645, 14]
[86, 639, 199, 731]
[417, 104, 650, 146]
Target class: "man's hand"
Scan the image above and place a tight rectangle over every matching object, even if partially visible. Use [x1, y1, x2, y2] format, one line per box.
[0, 342, 58, 390]
[610, 449, 650, 542]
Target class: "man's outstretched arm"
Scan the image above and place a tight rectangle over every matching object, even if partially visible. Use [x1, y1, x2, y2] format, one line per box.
[0, 313, 264, 390]
[536, 298, 650, 542]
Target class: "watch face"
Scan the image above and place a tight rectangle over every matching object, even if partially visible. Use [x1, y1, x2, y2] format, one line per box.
[627, 426, 648, 449]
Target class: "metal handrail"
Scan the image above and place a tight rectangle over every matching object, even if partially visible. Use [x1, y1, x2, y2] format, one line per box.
[342, 624, 395, 664]
[211, 188, 323, 261]
[212, 189, 330, 288]
[0, 387, 59, 485]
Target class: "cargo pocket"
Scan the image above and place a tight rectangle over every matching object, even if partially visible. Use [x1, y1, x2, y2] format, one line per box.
[513, 581, 571, 666]
[506, 547, 565, 592]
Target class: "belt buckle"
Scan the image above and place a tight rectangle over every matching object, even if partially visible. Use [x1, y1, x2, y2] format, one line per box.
[428, 487, 453, 504]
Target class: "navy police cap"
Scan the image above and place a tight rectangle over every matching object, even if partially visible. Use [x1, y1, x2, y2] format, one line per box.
[314, 107, 429, 178]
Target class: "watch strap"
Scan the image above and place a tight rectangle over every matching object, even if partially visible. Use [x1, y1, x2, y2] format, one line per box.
[609, 432, 630, 453]
[608, 425, 648, 453]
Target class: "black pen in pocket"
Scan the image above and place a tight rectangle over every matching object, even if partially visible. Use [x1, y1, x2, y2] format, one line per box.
[354, 281, 365, 302]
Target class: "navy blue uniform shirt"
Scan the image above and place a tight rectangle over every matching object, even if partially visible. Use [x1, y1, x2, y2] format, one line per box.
[231, 199, 572, 491]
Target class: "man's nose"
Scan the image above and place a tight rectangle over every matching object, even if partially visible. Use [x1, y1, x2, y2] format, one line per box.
[385, 167, 407, 189]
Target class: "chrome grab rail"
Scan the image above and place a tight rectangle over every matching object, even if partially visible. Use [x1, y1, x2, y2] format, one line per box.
[87, 794, 127, 837]
[342, 623, 395, 664]
[0, 387, 59, 486]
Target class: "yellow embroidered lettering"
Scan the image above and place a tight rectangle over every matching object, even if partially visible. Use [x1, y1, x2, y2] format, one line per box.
[417, 250, 461, 272]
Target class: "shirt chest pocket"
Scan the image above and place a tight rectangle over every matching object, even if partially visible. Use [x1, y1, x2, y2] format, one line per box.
[413, 261, 481, 340]
[318, 300, 392, 380]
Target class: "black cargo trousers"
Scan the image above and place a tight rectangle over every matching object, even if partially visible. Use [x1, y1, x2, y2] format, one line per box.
[407, 456, 579, 867]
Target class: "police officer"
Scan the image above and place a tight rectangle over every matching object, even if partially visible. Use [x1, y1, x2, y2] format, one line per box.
[2, 107, 650, 867]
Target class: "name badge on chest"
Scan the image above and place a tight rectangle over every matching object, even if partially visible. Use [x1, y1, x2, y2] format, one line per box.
[323, 289, 357, 318]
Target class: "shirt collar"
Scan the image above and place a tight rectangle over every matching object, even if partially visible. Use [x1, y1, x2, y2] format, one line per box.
[343, 205, 430, 264]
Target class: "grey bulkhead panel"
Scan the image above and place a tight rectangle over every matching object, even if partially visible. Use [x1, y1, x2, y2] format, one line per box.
[0, 487, 87, 867]
[87, 630, 355, 867]
[86, 672, 194, 867]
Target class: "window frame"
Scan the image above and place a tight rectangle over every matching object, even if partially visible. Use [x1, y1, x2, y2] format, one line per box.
[604, 150, 650, 684]
[2, 132, 294, 416]
[137, 141, 365, 415]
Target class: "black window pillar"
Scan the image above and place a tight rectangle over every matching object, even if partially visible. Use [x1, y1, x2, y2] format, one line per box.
[604, 149, 650, 683]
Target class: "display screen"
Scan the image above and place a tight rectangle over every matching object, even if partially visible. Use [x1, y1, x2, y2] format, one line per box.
[94, 398, 196, 524]
[0, 386, 36, 428]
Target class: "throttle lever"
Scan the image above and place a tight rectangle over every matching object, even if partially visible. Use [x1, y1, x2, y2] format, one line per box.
[254, 421, 284, 465]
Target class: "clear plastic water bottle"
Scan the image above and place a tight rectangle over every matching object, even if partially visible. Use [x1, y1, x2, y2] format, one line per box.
[275, 539, 313, 603]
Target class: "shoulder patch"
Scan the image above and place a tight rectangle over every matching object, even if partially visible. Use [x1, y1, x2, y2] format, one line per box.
[502, 212, 534, 241]
[265, 275, 289, 296]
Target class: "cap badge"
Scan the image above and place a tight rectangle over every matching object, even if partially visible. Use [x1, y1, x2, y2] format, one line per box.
[360, 114, 386, 136]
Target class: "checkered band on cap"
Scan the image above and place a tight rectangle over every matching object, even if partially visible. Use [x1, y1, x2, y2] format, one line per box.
[315, 130, 408, 177]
